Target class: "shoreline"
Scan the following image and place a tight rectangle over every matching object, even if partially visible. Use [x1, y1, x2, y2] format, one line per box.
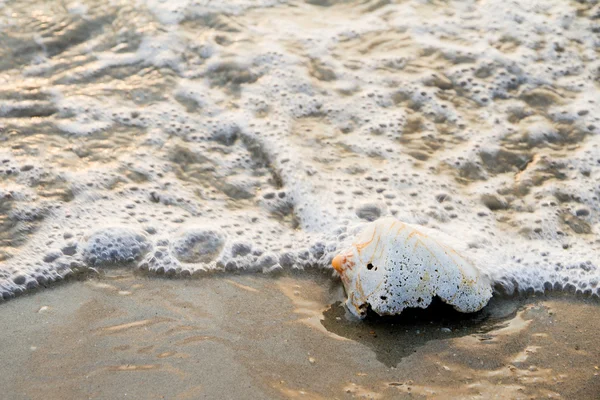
[4, 264, 600, 303]
[1, 270, 598, 399]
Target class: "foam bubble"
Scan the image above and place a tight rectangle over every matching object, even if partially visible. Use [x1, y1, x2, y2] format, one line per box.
[83, 227, 152, 267]
[171, 228, 225, 264]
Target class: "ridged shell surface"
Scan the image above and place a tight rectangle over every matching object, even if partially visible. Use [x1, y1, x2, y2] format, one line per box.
[332, 218, 493, 318]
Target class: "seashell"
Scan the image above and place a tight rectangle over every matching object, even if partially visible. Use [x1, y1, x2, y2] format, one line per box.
[332, 217, 492, 318]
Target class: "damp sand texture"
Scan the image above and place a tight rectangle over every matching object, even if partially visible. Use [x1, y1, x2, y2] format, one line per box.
[0, 271, 599, 399]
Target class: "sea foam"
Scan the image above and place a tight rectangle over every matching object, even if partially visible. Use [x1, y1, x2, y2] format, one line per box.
[0, 0, 599, 300]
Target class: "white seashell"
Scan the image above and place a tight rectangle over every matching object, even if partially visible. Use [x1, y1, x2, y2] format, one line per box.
[332, 217, 492, 318]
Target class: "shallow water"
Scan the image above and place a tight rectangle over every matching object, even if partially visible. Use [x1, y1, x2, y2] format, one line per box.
[0, 0, 599, 299]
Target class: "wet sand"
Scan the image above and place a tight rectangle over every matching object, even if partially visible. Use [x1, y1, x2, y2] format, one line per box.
[0, 272, 598, 399]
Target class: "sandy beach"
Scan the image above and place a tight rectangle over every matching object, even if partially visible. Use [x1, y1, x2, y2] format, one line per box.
[1, 0, 600, 398]
[1, 271, 598, 399]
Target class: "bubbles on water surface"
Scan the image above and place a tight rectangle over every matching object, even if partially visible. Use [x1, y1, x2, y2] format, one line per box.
[170, 228, 225, 264]
[83, 227, 152, 267]
[0, 0, 598, 300]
